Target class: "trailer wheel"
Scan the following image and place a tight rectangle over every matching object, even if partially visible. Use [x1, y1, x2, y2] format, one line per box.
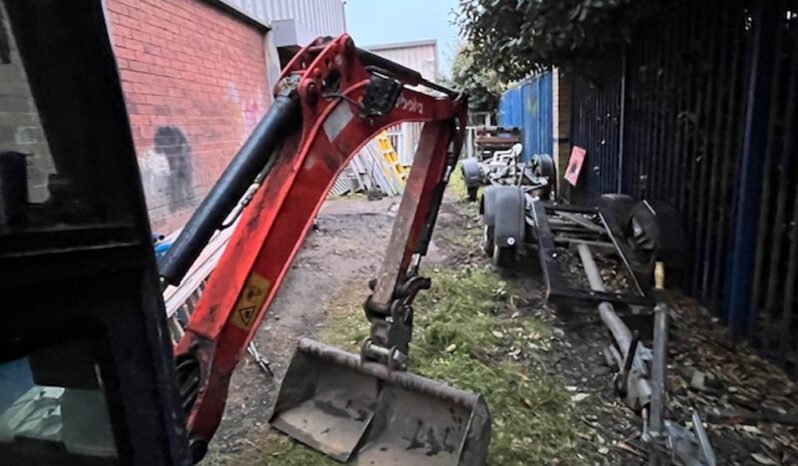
[531, 153, 557, 199]
[482, 224, 495, 257]
[493, 244, 515, 268]
[467, 186, 479, 202]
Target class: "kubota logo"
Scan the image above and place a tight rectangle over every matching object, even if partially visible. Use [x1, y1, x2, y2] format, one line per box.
[396, 94, 424, 115]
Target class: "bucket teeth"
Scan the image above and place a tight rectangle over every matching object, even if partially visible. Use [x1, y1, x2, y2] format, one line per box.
[270, 338, 491, 466]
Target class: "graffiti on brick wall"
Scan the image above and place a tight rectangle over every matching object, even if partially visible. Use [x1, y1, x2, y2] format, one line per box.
[227, 81, 264, 141]
[243, 100, 261, 134]
[139, 126, 195, 212]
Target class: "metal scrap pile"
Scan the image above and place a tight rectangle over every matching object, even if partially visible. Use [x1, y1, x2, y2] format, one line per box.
[329, 134, 406, 197]
[477, 187, 738, 464]
[472, 125, 521, 160]
[546, 250, 798, 465]
[460, 143, 556, 202]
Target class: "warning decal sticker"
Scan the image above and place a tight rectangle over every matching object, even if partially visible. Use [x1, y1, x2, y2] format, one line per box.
[230, 273, 271, 330]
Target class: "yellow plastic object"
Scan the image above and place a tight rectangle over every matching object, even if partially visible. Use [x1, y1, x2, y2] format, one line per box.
[655, 261, 665, 290]
[376, 132, 407, 184]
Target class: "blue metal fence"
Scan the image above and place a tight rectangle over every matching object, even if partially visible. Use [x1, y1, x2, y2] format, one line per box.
[497, 86, 523, 127]
[498, 73, 553, 162]
[569, 0, 798, 373]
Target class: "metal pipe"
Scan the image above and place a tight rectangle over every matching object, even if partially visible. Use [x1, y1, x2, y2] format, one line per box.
[577, 243, 637, 355]
[159, 94, 300, 286]
[577, 243, 651, 407]
[649, 301, 668, 435]
[692, 411, 717, 466]
[621, 332, 641, 393]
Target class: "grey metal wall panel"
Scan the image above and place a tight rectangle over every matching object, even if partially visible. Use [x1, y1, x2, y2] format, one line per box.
[213, 1, 346, 37]
[214, 0, 269, 26]
[366, 41, 438, 80]
[263, 0, 346, 37]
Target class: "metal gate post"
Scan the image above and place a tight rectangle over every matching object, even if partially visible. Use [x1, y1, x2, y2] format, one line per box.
[617, 46, 627, 194]
[726, 0, 780, 333]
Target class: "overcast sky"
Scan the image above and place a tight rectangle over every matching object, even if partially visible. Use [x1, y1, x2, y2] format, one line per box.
[344, 0, 461, 76]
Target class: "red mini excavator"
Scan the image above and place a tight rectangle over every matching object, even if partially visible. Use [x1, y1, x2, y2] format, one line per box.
[161, 33, 491, 466]
[0, 2, 489, 465]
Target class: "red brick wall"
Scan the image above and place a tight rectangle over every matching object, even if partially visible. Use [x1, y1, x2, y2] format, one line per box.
[105, 0, 273, 233]
[552, 67, 572, 196]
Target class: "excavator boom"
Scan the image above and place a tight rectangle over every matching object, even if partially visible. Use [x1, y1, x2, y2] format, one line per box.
[159, 35, 490, 464]
[0, 4, 488, 464]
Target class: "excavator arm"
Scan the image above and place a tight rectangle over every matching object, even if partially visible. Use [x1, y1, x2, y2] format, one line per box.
[157, 34, 471, 461]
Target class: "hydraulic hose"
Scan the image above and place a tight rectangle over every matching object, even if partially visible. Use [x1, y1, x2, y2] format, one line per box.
[159, 93, 300, 286]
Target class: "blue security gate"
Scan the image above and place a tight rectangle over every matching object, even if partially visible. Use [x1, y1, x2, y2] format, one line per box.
[498, 72, 553, 162]
[569, 0, 798, 374]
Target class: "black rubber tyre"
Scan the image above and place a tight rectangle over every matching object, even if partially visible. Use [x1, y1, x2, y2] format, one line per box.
[596, 193, 636, 239]
[482, 224, 495, 257]
[493, 244, 515, 268]
[467, 185, 478, 202]
[531, 153, 557, 199]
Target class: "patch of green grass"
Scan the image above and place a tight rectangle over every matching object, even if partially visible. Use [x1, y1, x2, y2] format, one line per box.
[265, 268, 576, 465]
[447, 161, 469, 200]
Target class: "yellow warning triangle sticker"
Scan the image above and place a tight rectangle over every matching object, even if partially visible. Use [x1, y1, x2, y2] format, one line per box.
[230, 273, 271, 330]
[236, 306, 256, 328]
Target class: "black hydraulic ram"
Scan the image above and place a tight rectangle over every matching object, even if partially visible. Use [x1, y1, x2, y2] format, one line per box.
[158, 90, 300, 286]
[302, 43, 457, 97]
[355, 48, 459, 97]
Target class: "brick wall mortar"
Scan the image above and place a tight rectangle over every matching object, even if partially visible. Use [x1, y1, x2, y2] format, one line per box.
[107, 0, 274, 233]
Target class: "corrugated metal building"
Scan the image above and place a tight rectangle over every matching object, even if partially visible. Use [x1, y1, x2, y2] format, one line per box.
[252, 1, 347, 88]
[366, 39, 439, 80]
[366, 40, 439, 165]
[216, 0, 345, 37]
[263, 0, 346, 38]
[211, 1, 346, 90]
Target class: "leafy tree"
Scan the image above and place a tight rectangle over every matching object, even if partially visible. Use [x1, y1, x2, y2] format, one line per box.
[447, 42, 513, 113]
[456, 0, 662, 82]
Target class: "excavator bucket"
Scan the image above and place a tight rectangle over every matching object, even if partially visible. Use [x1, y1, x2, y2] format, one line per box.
[270, 338, 491, 466]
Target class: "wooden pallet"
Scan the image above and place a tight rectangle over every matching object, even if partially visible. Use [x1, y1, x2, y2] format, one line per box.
[161, 225, 234, 343]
